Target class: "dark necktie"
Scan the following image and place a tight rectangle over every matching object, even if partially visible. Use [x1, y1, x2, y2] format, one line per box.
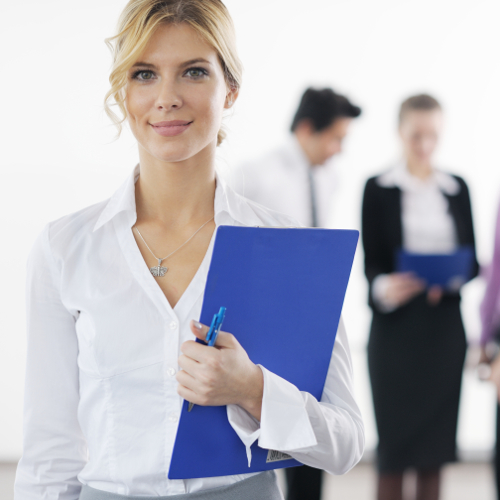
[307, 167, 319, 227]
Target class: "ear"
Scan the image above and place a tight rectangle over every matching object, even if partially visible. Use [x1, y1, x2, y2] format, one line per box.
[294, 119, 314, 137]
[224, 86, 240, 109]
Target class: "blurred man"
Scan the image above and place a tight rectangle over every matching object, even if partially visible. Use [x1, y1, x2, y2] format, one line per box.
[229, 87, 361, 500]
[229, 87, 361, 228]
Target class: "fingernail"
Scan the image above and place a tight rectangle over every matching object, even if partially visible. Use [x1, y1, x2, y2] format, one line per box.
[193, 321, 202, 330]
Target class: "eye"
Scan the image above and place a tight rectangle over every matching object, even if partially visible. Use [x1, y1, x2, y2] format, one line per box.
[185, 67, 209, 79]
[131, 70, 155, 81]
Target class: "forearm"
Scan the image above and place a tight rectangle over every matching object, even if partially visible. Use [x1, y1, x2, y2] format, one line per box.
[238, 364, 264, 421]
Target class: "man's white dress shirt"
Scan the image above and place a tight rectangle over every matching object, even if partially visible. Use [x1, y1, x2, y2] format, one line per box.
[227, 135, 338, 228]
[372, 162, 460, 312]
[15, 162, 364, 499]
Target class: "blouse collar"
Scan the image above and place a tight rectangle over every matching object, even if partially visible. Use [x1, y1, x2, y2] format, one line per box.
[93, 162, 262, 233]
[376, 161, 461, 195]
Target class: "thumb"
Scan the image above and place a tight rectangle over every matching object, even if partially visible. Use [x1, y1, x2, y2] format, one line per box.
[190, 320, 210, 342]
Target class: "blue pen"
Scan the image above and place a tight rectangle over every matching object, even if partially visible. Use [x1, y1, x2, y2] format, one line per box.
[188, 307, 227, 412]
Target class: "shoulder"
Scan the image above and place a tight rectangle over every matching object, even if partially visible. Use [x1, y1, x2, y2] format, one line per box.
[363, 168, 400, 196]
[433, 169, 468, 197]
[226, 184, 303, 228]
[364, 175, 381, 191]
[40, 198, 110, 262]
[449, 173, 469, 192]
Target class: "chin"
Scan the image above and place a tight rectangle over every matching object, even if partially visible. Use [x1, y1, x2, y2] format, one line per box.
[148, 140, 201, 163]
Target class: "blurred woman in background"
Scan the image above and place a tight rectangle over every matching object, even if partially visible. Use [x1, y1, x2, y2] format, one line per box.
[361, 94, 479, 500]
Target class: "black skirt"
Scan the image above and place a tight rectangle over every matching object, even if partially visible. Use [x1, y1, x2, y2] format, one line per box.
[367, 293, 467, 473]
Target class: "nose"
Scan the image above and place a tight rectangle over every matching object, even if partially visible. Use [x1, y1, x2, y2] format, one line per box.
[155, 77, 182, 111]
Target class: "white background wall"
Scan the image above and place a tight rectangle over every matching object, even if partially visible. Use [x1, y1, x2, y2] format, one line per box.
[1, 0, 499, 460]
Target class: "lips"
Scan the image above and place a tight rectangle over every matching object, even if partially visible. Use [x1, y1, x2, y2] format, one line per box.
[150, 120, 193, 137]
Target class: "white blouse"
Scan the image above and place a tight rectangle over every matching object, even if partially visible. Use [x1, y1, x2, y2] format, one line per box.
[14, 162, 364, 499]
[372, 162, 460, 311]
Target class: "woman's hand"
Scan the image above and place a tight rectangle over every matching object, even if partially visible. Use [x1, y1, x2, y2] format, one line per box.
[426, 285, 444, 306]
[176, 320, 264, 420]
[383, 272, 426, 307]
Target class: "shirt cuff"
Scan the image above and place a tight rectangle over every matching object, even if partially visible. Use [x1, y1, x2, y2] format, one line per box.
[226, 403, 261, 467]
[372, 274, 398, 313]
[257, 364, 317, 451]
[226, 364, 317, 467]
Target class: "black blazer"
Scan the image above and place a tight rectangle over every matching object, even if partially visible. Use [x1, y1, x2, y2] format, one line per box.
[361, 172, 479, 311]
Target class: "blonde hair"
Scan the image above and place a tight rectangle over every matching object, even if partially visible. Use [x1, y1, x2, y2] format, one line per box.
[103, 0, 242, 145]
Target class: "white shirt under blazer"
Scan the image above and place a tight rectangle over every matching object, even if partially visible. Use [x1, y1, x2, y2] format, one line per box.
[14, 162, 364, 499]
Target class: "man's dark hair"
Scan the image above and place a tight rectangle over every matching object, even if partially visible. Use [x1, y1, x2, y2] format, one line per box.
[399, 94, 442, 125]
[290, 87, 362, 133]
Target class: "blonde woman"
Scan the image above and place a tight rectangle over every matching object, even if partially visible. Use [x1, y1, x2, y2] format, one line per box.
[14, 1, 364, 499]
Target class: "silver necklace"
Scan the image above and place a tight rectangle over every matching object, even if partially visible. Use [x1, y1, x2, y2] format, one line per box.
[134, 216, 214, 278]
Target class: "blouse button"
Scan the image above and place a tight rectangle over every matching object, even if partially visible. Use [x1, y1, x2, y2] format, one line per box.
[169, 321, 178, 330]
[169, 413, 179, 423]
[167, 367, 176, 377]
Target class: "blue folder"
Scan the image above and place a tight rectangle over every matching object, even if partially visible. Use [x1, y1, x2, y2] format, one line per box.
[168, 226, 359, 479]
[396, 246, 474, 291]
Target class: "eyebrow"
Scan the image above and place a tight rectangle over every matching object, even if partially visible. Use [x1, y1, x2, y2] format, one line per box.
[131, 58, 212, 70]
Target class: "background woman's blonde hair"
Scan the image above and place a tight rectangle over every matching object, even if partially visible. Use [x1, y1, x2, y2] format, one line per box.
[103, 0, 242, 146]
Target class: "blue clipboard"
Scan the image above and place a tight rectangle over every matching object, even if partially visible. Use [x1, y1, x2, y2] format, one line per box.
[168, 226, 359, 479]
[396, 246, 474, 291]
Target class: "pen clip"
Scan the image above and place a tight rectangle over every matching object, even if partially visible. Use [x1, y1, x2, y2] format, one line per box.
[207, 307, 226, 346]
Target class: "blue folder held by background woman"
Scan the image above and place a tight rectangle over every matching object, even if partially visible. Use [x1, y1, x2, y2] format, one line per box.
[397, 246, 474, 291]
[168, 226, 359, 479]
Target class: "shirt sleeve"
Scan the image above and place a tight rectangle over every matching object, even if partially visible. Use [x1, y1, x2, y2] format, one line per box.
[480, 198, 500, 346]
[14, 222, 88, 500]
[227, 316, 365, 475]
[371, 274, 398, 313]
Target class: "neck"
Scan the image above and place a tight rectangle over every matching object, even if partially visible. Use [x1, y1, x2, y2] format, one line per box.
[135, 143, 216, 230]
[406, 158, 433, 180]
[294, 133, 316, 167]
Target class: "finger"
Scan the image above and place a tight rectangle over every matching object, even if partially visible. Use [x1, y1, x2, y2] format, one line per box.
[427, 287, 443, 306]
[177, 383, 201, 404]
[398, 284, 424, 299]
[394, 272, 415, 280]
[403, 278, 426, 289]
[396, 272, 422, 283]
[178, 353, 201, 376]
[212, 330, 238, 349]
[176, 368, 197, 391]
[398, 282, 425, 294]
[190, 320, 210, 342]
[180, 340, 212, 363]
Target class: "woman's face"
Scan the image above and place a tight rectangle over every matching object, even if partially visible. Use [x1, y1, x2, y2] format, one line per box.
[124, 23, 235, 164]
[399, 108, 443, 165]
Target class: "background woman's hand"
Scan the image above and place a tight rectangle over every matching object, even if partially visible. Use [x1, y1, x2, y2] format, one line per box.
[176, 320, 264, 420]
[426, 284, 444, 306]
[383, 272, 426, 307]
